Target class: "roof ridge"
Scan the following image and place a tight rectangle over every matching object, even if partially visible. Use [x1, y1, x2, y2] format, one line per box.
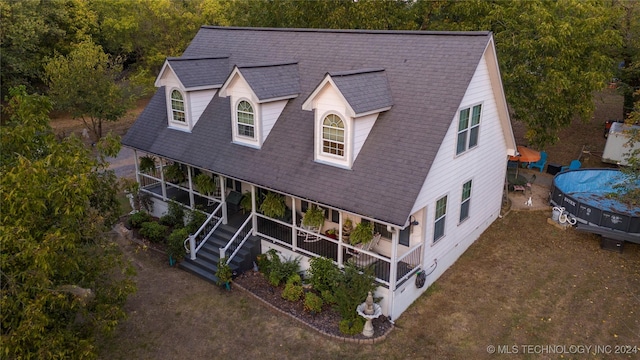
[200, 25, 491, 37]
[329, 68, 385, 77]
[167, 55, 229, 61]
[236, 61, 298, 69]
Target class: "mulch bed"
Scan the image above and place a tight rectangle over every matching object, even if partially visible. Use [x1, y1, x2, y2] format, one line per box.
[233, 271, 393, 343]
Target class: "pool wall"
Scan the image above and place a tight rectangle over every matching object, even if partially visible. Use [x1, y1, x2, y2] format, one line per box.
[550, 169, 640, 235]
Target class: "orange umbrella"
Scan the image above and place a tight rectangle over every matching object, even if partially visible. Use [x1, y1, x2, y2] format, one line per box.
[509, 145, 541, 163]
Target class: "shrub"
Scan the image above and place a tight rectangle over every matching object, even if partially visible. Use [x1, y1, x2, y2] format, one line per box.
[139, 221, 168, 243]
[128, 211, 151, 228]
[321, 289, 335, 305]
[287, 273, 301, 285]
[159, 200, 184, 228]
[339, 317, 364, 335]
[185, 209, 207, 234]
[264, 250, 301, 287]
[255, 251, 273, 275]
[308, 256, 340, 294]
[281, 283, 304, 302]
[333, 262, 377, 321]
[304, 292, 324, 313]
[167, 228, 189, 261]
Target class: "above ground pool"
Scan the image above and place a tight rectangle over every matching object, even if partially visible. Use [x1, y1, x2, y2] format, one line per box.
[550, 169, 639, 241]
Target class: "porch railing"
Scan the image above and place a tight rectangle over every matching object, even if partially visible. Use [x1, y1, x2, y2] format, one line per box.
[187, 202, 224, 260]
[219, 215, 253, 264]
[396, 243, 423, 283]
[256, 215, 293, 246]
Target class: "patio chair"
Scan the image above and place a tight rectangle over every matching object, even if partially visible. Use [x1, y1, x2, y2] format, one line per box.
[298, 224, 321, 242]
[561, 159, 581, 172]
[528, 151, 548, 173]
[513, 174, 536, 196]
[346, 233, 382, 257]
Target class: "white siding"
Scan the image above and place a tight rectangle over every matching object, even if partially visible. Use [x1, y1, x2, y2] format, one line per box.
[261, 100, 288, 142]
[189, 89, 217, 127]
[390, 51, 509, 320]
[352, 113, 378, 162]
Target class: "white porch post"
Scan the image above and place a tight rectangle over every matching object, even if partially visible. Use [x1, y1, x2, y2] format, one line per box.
[337, 212, 344, 266]
[187, 166, 195, 209]
[250, 185, 257, 236]
[189, 234, 196, 260]
[160, 159, 167, 200]
[291, 197, 298, 251]
[388, 226, 399, 321]
[220, 175, 228, 225]
[133, 150, 140, 184]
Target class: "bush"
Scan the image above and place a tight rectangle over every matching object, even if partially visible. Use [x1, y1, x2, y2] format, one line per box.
[185, 209, 207, 234]
[287, 273, 301, 285]
[333, 262, 377, 321]
[339, 317, 364, 335]
[255, 251, 273, 275]
[159, 200, 184, 228]
[303, 292, 324, 313]
[308, 256, 340, 294]
[321, 289, 335, 305]
[167, 228, 189, 261]
[139, 221, 168, 243]
[128, 211, 151, 228]
[264, 250, 301, 287]
[281, 283, 304, 302]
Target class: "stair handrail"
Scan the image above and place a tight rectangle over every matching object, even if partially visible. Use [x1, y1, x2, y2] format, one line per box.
[219, 215, 253, 264]
[185, 202, 224, 260]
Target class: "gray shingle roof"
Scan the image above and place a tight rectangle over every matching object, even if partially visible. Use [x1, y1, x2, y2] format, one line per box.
[123, 26, 491, 226]
[167, 56, 229, 89]
[328, 69, 393, 115]
[235, 62, 300, 101]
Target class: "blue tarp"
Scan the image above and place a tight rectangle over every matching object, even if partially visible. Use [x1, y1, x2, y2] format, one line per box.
[554, 169, 639, 216]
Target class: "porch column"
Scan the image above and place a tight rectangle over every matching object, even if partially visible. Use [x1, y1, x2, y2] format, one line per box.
[250, 185, 257, 236]
[337, 212, 344, 266]
[220, 175, 228, 225]
[388, 226, 399, 322]
[160, 158, 167, 200]
[291, 197, 298, 251]
[187, 166, 195, 209]
[133, 150, 140, 184]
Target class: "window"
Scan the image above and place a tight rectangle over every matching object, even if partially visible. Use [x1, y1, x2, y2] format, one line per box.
[456, 104, 481, 155]
[171, 90, 186, 122]
[322, 114, 345, 156]
[433, 196, 447, 242]
[237, 100, 255, 138]
[460, 180, 472, 222]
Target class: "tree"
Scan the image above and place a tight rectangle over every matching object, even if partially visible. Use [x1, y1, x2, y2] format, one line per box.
[44, 39, 134, 142]
[0, 0, 95, 97]
[610, 0, 640, 118]
[0, 86, 135, 359]
[613, 89, 640, 206]
[414, 0, 621, 149]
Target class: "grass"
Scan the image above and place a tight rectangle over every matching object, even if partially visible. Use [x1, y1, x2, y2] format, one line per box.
[99, 210, 640, 360]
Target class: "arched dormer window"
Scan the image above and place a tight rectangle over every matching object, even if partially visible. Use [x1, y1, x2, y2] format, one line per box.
[322, 114, 345, 157]
[171, 89, 186, 122]
[237, 100, 255, 138]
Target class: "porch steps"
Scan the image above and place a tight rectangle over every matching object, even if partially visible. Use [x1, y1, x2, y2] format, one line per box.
[178, 224, 261, 284]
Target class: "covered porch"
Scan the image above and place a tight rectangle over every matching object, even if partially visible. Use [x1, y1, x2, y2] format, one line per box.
[131, 151, 426, 312]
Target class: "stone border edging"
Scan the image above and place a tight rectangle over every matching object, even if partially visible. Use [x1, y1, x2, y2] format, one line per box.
[234, 282, 394, 344]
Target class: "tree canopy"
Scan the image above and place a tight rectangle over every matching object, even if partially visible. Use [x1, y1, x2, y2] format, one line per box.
[0, 87, 135, 359]
[44, 39, 133, 141]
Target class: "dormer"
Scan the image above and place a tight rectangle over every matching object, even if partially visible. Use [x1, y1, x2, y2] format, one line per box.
[302, 69, 393, 169]
[218, 62, 300, 148]
[155, 56, 229, 132]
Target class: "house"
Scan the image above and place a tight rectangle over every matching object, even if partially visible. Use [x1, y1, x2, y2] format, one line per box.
[122, 26, 516, 320]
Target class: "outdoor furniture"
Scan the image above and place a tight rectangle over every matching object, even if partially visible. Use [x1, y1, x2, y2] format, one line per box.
[561, 159, 581, 172]
[346, 233, 382, 257]
[298, 224, 321, 242]
[528, 151, 548, 172]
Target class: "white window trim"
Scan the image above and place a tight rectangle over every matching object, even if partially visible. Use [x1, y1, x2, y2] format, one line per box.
[456, 103, 483, 156]
[459, 179, 473, 224]
[232, 97, 260, 148]
[315, 111, 351, 168]
[433, 194, 448, 243]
